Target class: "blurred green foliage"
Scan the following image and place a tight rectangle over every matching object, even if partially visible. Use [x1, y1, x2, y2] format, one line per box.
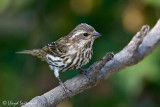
[0, 0, 160, 107]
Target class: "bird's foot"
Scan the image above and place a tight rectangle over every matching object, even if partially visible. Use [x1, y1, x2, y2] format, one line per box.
[79, 68, 89, 75]
[79, 68, 91, 79]
[59, 81, 72, 98]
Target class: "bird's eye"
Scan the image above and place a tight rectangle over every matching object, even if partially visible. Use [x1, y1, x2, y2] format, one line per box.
[83, 33, 89, 37]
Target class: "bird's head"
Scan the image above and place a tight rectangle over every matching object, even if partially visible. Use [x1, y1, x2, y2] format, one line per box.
[68, 23, 102, 47]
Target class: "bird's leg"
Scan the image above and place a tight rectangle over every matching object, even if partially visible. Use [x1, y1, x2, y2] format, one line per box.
[57, 76, 72, 94]
[79, 68, 89, 75]
[49, 65, 72, 96]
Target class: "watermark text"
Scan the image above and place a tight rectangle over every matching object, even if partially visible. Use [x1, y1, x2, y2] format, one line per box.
[2, 100, 36, 106]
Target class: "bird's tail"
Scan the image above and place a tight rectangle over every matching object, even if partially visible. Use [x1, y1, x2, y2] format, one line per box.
[17, 49, 46, 61]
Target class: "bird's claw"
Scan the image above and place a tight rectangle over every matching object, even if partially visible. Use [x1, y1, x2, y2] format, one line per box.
[59, 82, 72, 98]
[79, 68, 89, 75]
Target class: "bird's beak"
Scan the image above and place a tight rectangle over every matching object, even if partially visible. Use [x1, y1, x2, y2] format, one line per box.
[93, 31, 102, 39]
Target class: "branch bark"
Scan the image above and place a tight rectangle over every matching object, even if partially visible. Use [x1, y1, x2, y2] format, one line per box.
[22, 19, 160, 107]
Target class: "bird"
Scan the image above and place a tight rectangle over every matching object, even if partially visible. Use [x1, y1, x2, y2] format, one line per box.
[17, 23, 102, 94]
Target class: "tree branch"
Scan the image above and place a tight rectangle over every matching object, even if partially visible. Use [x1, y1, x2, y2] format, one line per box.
[22, 19, 160, 107]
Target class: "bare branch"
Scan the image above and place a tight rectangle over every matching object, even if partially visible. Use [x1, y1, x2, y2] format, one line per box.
[22, 19, 160, 107]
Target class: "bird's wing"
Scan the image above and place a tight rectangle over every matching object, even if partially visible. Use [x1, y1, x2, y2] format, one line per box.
[42, 38, 69, 57]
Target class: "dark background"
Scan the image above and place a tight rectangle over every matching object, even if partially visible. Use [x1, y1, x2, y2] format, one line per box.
[0, 0, 160, 107]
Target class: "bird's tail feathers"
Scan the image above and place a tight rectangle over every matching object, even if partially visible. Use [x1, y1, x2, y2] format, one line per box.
[17, 49, 46, 61]
[17, 50, 35, 54]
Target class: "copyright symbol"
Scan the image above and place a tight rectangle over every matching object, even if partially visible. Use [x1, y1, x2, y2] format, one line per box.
[3, 101, 7, 105]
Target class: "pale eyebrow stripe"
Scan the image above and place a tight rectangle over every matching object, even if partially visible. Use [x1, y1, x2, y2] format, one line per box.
[72, 30, 85, 38]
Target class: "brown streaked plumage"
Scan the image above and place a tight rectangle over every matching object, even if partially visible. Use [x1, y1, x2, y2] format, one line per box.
[17, 23, 102, 94]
